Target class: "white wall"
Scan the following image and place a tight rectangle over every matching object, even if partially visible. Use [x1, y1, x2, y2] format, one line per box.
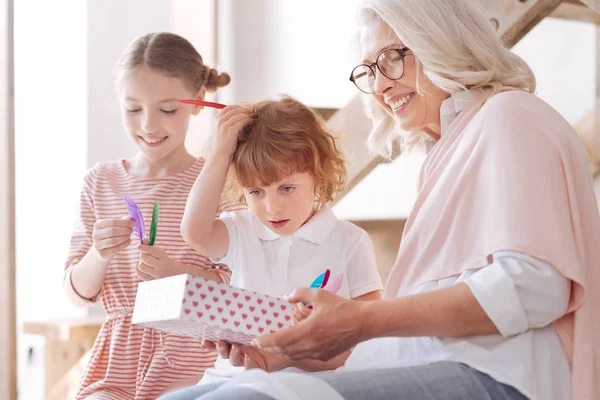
[15, 0, 88, 322]
[217, 0, 364, 108]
[512, 18, 596, 126]
[15, 1, 88, 397]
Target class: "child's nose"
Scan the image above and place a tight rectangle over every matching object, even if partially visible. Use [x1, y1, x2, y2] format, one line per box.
[265, 197, 283, 214]
[142, 112, 160, 133]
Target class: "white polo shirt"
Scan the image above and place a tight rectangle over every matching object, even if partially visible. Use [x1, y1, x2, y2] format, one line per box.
[214, 206, 383, 299]
[201, 206, 383, 383]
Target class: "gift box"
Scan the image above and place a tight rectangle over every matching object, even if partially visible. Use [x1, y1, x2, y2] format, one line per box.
[132, 274, 294, 345]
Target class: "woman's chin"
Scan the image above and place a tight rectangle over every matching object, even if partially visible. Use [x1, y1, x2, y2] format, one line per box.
[396, 119, 421, 133]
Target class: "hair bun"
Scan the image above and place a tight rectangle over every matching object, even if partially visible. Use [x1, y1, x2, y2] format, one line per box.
[205, 68, 231, 93]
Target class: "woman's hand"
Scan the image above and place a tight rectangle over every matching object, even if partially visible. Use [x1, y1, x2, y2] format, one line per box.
[136, 240, 187, 280]
[253, 284, 499, 363]
[92, 217, 134, 261]
[252, 288, 369, 361]
[292, 302, 312, 324]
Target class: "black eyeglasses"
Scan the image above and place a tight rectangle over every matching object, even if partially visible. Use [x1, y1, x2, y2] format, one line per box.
[349, 47, 410, 94]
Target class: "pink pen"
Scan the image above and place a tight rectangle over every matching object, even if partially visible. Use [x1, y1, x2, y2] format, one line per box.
[323, 273, 344, 294]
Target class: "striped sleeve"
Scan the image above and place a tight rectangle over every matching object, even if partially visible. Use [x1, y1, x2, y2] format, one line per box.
[63, 169, 100, 307]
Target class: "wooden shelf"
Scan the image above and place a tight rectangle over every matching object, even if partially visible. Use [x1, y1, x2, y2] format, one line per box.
[22, 317, 104, 399]
[22, 317, 104, 342]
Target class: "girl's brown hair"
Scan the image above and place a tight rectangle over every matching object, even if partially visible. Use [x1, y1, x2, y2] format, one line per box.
[231, 96, 346, 210]
[116, 32, 230, 94]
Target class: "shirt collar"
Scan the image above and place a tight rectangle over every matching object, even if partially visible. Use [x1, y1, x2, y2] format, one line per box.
[249, 206, 339, 245]
[439, 90, 478, 136]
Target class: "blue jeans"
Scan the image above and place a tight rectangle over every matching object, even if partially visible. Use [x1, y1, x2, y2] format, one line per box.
[160, 361, 528, 400]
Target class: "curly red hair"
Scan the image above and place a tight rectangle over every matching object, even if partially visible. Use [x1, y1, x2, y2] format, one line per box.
[229, 96, 346, 210]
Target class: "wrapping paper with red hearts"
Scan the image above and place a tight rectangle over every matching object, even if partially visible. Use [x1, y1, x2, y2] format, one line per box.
[132, 274, 294, 345]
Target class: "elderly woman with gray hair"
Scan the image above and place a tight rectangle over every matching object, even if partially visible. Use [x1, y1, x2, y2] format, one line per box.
[163, 0, 600, 399]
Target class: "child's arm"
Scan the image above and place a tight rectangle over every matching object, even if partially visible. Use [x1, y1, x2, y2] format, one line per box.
[65, 171, 135, 305]
[68, 217, 134, 302]
[181, 154, 231, 258]
[181, 106, 252, 259]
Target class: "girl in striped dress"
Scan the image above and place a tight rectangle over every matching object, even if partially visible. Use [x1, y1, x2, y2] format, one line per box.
[63, 32, 241, 400]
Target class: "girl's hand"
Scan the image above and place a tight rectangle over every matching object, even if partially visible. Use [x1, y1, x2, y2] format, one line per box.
[252, 288, 369, 361]
[136, 240, 187, 280]
[234, 344, 292, 372]
[211, 105, 253, 159]
[292, 302, 312, 324]
[92, 217, 134, 261]
[203, 339, 291, 372]
[202, 340, 246, 367]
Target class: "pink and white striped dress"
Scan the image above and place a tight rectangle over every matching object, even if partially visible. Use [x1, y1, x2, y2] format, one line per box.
[64, 158, 241, 400]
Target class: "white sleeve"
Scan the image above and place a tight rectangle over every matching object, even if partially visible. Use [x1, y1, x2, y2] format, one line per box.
[464, 251, 570, 337]
[345, 230, 384, 298]
[209, 211, 241, 270]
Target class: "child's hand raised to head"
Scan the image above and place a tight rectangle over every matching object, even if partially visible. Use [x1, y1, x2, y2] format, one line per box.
[212, 105, 253, 159]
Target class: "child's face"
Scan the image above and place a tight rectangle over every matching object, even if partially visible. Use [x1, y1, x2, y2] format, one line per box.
[119, 66, 202, 162]
[243, 172, 317, 235]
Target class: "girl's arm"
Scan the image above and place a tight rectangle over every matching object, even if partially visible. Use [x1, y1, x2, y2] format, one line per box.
[64, 171, 135, 305]
[69, 218, 134, 300]
[181, 106, 252, 259]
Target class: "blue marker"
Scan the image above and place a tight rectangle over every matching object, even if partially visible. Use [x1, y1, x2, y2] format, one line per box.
[309, 271, 326, 289]
[302, 269, 330, 305]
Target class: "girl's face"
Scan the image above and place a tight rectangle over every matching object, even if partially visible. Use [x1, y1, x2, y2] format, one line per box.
[119, 66, 204, 162]
[359, 19, 449, 141]
[243, 171, 317, 236]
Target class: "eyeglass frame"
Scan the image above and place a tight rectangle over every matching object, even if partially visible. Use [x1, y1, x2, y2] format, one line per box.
[349, 46, 411, 94]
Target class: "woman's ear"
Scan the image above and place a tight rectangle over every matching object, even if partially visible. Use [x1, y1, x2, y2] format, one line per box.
[191, 88, 207, 115]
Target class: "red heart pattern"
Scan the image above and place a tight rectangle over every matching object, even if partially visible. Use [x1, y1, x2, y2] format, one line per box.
[135, 275, 293, 346]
